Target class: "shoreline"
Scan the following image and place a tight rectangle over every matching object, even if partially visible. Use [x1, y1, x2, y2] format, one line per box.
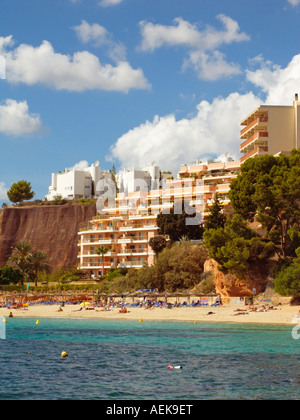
[1, 303, 299, 325]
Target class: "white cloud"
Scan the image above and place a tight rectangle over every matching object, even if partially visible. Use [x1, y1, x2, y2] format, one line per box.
[0, 55, 5, 79]
[68, 160, 89, 171]
[288, 0, 300, 6]
[70, 0, 124, 4]
[0, 35, 14, 50]
[0, 36, 150, 93]
[183, 50, 242, 81]
[110, 53, 300, 174]
[73, 20, 127, 62]
[99, 0, 124, 6]
[0, 182, 8, 200]
[138, 15, 249, 80]
[109, 92, 260, 173]
[0, 99, 43, 136]
[139, 15, 249, 52]
[246, 54, 300, 104]
[138, 17, 203, 52]
[73, 20, 109, 45]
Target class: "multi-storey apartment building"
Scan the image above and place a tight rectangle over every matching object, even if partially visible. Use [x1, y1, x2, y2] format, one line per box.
[240, 94, 300, 163]
[178, 156, 240, 218]
[78, 156, 240, 277]
[78, 188, 161, 276]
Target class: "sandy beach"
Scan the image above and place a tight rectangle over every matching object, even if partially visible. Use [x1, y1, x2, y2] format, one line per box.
[1, 302, 299, 325]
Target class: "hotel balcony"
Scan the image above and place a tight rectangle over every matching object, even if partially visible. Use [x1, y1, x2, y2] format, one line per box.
[240, 146, 269, 164]
[160, 187, 194, 197]
[215, 183, 231, 193]
[117, 261, 145, 268]
[147, 203, 173, 210]
[80, 238, 115, 245]
[128, 214, 157, 220]
[119, 225, 158, 232]
[240, 116, 268, 139]
[80, 260, 113, 269]
[240, 132, 269, 154]
[79, 226, 117, 234]
[78, 250, 117, 258]
[80, 263, 114, 269]
[117, 250, 150, 256]
[117, 237, 148, 244]
[118, 238, 133, 243]
[131, 238, 149, 243]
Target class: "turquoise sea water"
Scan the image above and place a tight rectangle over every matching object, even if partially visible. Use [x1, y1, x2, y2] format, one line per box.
[0, 317, 299, 400]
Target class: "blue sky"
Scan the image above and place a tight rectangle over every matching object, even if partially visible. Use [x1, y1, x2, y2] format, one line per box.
[1, 0, 300, 204]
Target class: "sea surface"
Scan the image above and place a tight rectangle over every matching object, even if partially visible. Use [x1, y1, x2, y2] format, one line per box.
[0, 317, 299, 400]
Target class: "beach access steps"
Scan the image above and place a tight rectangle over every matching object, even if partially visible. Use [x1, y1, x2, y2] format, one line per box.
[264, 271, 275, 299]
[263, 257, 279, 299]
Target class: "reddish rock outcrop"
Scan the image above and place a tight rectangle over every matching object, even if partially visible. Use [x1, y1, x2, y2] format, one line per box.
[0, 204, 97, 270]
[204, 258, 269, 297]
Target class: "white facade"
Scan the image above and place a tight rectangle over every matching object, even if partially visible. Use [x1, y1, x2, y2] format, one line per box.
[117, 162, 162, 194]
[46, 162, 111, 201]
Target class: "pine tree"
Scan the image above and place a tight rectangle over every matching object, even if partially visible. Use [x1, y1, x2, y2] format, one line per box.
[204, 193, 226, 230]
[7, 180, 35, 204]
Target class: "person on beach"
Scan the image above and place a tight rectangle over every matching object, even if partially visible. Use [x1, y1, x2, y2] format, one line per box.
[119, 307, 130, 313]
[233, 311, 249, 316]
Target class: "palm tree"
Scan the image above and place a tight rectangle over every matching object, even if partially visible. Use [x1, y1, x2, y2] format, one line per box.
[9, 241, 33, 285]
[30, 250, 51, 286]
[95, 245, 109, 276]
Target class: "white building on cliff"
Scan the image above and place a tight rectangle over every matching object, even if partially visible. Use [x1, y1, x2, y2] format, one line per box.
[45, 162, 111, 201]
[46, 161, 172, 201]
[117, 162, 162, 194]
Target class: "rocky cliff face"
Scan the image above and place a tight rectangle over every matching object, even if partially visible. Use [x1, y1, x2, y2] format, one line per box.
[204, 258, 269, 297]
[0, 204, 97, 270]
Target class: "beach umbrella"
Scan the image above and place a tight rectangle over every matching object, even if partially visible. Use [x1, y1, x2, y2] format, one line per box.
[146, 291, 160, 298]
[108, 293, 119, 298]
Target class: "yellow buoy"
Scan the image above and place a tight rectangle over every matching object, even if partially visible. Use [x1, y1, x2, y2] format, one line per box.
[36, 320, 40, 325]
[61, 351, 68, 358]
[3, 318, 7, 323]
[194, 321, 197, 324]
[139, 318, 143, 323]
